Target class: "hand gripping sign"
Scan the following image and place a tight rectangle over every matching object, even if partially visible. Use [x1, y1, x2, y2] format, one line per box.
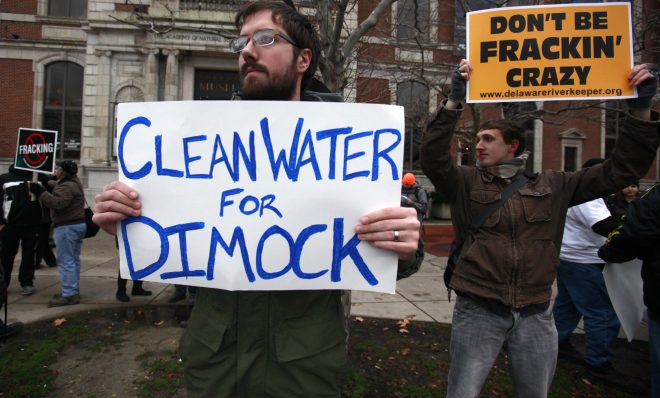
[467, 3, 634, 103]
[14, 128, 58, 174]
[117, 101, 405, 294]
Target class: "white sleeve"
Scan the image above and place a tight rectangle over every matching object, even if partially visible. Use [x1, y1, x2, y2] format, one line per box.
[573, 198, 612, 228]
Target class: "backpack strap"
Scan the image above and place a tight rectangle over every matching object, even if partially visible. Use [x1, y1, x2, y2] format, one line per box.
[467, 173, 530, 235]
[445, 173, 531, 301]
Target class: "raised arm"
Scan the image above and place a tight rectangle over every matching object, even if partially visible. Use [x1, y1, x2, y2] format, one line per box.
[627, 64, 657, 121]
[446, 59, 471, 110]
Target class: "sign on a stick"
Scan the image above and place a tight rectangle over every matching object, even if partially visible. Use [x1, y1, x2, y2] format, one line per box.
[14, 128, 58, 174]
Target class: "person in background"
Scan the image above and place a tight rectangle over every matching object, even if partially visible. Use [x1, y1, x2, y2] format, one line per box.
[605, 182, 640, 221]
[0, 251, 23, 340]
[0, 165, 43, 296]
[116, 273, 152, 302]
[553, 158, 642, 393]
[420, 59, 658, 398]
[401, 172, 428, 222]
[112, 237, 151, 302]
[92, 2, 422, 396]
[168, 284, 197, 304]
[30, 160, 86, 307]
[599, 183, 660, 398]
[34, 175, 57, 269]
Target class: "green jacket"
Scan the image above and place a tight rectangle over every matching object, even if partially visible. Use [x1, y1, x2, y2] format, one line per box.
[182, 258, 422, 398]
[181, 91, 424, 397]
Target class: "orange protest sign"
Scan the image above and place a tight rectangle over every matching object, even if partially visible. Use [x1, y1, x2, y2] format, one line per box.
[466, 3, 633, 103]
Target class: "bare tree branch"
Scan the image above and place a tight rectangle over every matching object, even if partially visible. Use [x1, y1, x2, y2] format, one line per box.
[342, 0, 396, 57]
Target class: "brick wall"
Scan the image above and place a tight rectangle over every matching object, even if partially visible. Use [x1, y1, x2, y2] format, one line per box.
[0, 0, 38, 14]
[0, 59, 34, 158]
[0, 21, 42, 41]
[356, 77, 390, 104]
[358, 43, 395, 62]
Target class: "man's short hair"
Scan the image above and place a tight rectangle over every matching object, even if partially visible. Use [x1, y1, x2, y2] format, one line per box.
[235, 1, 320, 93]
[478, 119, 527, 157]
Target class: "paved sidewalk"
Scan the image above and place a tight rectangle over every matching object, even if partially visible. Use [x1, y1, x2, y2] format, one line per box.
[4, 231, 650, 342]
[4, 232, 456, 325]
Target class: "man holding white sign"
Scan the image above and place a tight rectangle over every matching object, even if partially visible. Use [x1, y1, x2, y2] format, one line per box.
[421, 58, 658, 397]
[94, 2, 422, 397]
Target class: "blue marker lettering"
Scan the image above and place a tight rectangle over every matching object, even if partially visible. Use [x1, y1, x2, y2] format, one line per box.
[207, 226, 255, 282]
[292, 224, 328, 279]
[330, 218, 377, 285]
[119, 116, 152, 180]
[295, 128, 321, 180]
[372, 128, 401, 181]
[239, 195, 260, 216]
[259, 194, 282, 218]
[183, 135, 210, 179]
[160, 222, 207, 280]
[219, 188, 245, 217]
[256, 225, 294, 279]
[316, 127, 352, 180]
[122, 215, 168, 279]
[208, 131, 257, 181]
[156, 135, 184, 177]
[261, 117, 302, 181]
[343, 131, 373, 181]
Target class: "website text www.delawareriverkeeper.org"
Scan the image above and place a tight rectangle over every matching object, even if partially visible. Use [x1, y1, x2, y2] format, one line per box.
[478, 86, 623, 99]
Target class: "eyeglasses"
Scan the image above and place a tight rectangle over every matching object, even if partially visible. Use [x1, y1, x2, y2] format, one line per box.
[229, 29, 299, 53]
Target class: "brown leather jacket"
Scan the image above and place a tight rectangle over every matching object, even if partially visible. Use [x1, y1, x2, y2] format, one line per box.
[421, 104, 659, 308]
[40, 176, 85, 228]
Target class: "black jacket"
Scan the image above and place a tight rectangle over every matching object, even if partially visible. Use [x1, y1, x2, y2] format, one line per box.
[0, 166, 44, 227]
[401, 184, 428, 221]
[599, 183, 660, 320]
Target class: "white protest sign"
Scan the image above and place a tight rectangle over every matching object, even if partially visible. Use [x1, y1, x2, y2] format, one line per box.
[116, 101, 405, 294]
[603, 259, 645, 342]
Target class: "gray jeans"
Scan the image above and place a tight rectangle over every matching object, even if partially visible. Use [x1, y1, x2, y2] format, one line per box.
[447, 295, 558, 398]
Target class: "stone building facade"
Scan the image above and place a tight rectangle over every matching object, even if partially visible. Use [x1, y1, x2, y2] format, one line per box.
[1, 0, 658, 201]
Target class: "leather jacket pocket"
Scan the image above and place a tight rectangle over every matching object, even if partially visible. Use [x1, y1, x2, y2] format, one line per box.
[519, 186, 552, 222]
[470, 189, 501, 227]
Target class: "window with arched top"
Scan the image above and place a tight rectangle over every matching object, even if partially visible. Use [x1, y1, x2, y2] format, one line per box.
[42, 61, 84, 160]
[116, 85, 145, 103]
[111, 85, 145, 159]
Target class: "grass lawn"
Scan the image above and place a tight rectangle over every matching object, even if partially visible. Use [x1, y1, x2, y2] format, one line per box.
[0, 307, 649, 397]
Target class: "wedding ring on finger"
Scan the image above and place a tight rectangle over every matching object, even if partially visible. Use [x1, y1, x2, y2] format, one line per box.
[393, 230, 400, 242]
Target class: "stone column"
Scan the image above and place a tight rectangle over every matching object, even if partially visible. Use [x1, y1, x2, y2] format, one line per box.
[143, 48, 160, 101]
[163, 49, 180, 101]
[85, 49, 113, 166]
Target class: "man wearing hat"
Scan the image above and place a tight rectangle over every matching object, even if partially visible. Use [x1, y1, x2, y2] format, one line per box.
[30, 160, 86, 307]
[401, 172, 428, 222]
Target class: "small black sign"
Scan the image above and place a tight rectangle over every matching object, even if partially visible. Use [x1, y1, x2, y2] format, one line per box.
[14, 128, 58, 174]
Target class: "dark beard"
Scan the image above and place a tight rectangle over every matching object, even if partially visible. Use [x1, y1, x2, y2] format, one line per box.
[240, 60, 298, 101]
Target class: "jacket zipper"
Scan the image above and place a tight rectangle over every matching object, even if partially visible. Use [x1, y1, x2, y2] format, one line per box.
[508, 190, 518, 307]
